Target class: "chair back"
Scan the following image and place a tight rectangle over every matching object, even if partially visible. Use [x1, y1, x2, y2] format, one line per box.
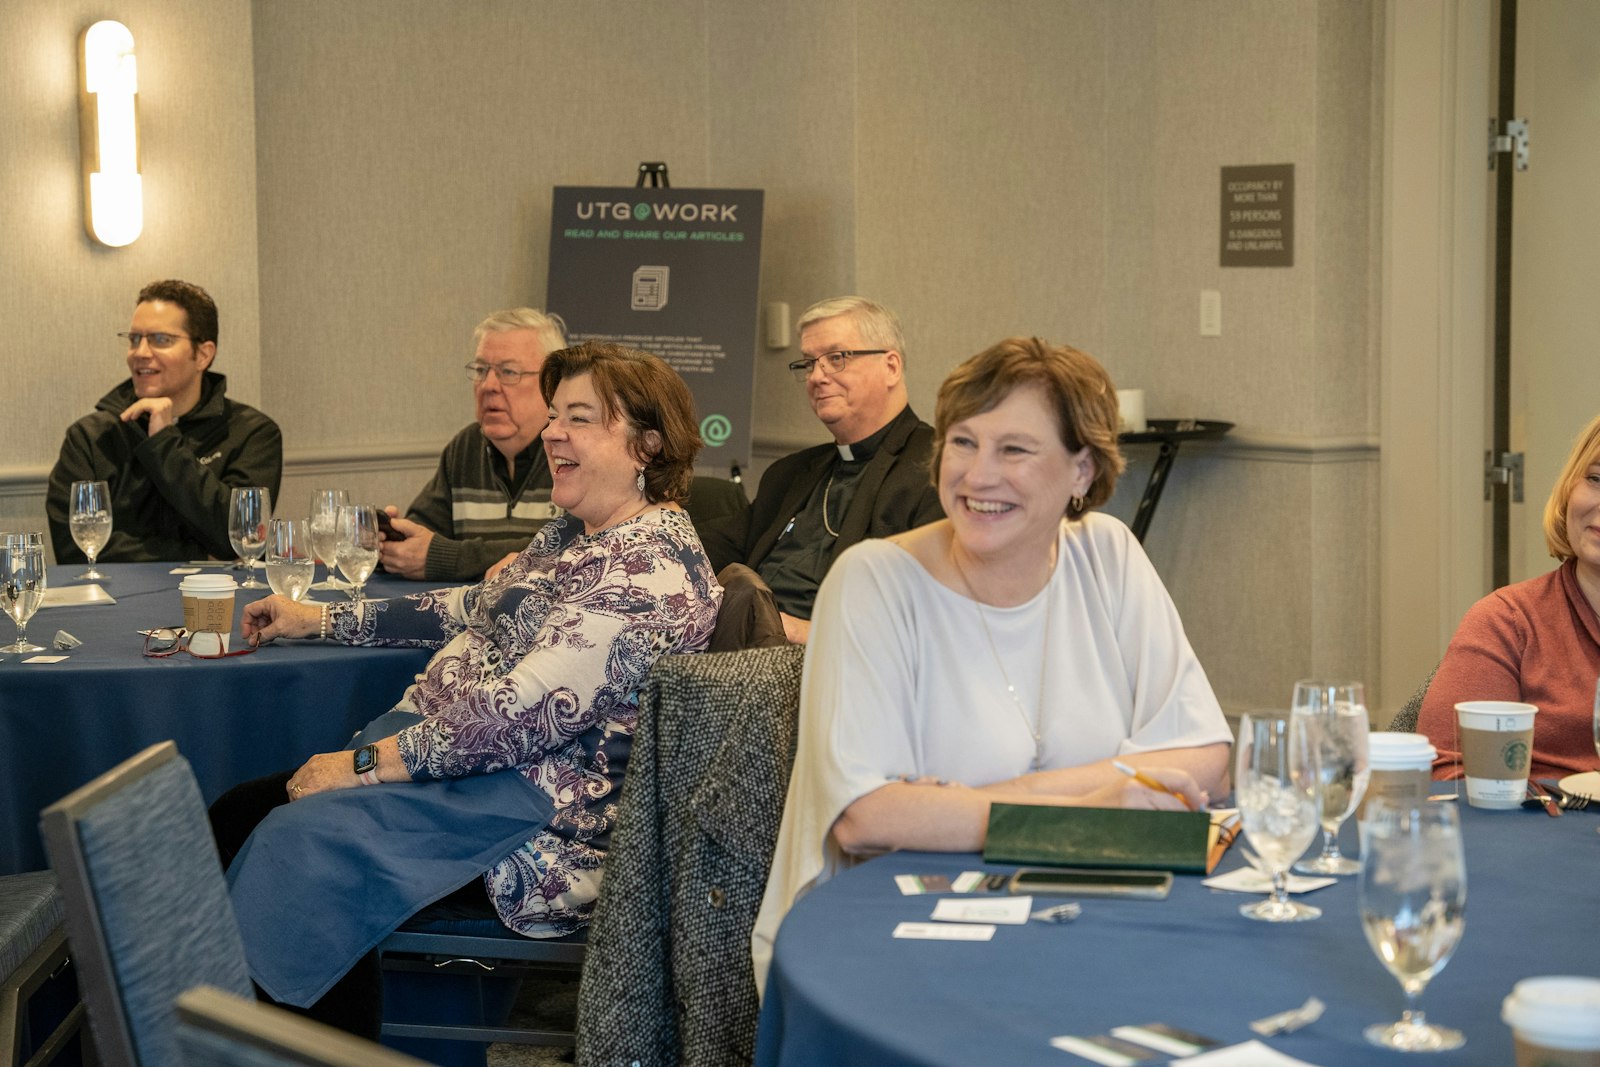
[1388, 664, 1438, 732]
[177, 985, 430, 1067]
[683, 476, 749, 528]
[577, 644, 806, 1066]
[40, 742, 253, 1067]
[707, 564, 788, 653]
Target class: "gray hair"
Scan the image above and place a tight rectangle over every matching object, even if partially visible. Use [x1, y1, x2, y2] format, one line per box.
[796, 296, 906, 357]
[472, 307, 567, 355]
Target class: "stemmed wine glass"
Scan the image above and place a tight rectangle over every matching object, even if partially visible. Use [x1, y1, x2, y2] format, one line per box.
[1359, 799, 1467, 1051]
[335, 504, 379, 603]
[1591, 673, 1599, 768]
[228, 487, 272, 589]
[0, 535, 48, 653]
[308, 488, 349, 591]
[265, 518, 316, 603]
[68, 480, 113, 580]
[1235, 714, 1322, 922]
[1292, 679, 1371, 875]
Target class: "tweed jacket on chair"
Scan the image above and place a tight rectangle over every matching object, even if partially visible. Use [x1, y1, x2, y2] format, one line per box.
[576, 645, 806, 1067]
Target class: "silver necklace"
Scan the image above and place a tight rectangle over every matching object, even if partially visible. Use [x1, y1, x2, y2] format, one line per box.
[821, 472, 840, 537]
[949, 548, 1053, 772]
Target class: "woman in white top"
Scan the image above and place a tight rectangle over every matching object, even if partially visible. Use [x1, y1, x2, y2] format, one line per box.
[752, 337, 1233, 989]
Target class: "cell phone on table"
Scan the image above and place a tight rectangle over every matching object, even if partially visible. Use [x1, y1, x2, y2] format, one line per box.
[375, 511, 407, 541]
[1007, 867, 1173, 900]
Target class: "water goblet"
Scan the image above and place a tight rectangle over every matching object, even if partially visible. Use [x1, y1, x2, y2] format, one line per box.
[265, 518, 316, 603]
[1359, 799, 1467, 1051]
[1291, 679, 1371, 875]
[0, 536, 48, 653]
[69, 480, 113, 580]
[308, 488, 349, 591]
[228, 487, 272, 589]
[1235, 714, 1322, 922]
[335, 504, 379, 603]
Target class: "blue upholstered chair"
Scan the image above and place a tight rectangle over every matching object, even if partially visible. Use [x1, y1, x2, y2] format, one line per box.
[176, 984, 429, 1067]
[0, 870, 82, 1066]
[376, 913, 586, 1053]
[39, 741, 255, 1067]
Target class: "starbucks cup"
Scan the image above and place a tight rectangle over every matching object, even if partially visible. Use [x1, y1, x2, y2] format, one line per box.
[1454, 701, 1538, 809]
[1359, 732, 1436, 818]
[1503, 976, 1600, 1066]
[179, 573, 237, 655]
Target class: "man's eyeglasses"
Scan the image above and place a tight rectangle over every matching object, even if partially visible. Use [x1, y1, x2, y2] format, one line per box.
[118, 331, 193, 351]
[465, 362, 536, 386]
[142, 628, 259, 659]
[787, 350, 889, 383]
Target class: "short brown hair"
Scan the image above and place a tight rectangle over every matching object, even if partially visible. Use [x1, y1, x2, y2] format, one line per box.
[932, 337, 1126, 519]
[1543, 412, 1600, 560]
[539, 341, 701, 505]
[137, 279, 218, 347]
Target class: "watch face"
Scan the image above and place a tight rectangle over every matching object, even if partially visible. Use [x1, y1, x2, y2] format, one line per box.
[354, 744, 378, 775]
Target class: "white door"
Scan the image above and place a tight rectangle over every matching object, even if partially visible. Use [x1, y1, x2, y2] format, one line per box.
[1510, 0, 1600, 582]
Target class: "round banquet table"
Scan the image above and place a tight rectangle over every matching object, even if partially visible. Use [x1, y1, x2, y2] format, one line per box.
[0, 562, 437, 874]
[756, 803, 1600, 1066]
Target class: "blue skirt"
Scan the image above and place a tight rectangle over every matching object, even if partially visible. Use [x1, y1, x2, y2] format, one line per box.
[227, 712, 555, 1006]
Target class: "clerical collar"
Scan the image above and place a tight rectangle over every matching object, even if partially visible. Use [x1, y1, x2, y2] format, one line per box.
[834, 415, 897, 465]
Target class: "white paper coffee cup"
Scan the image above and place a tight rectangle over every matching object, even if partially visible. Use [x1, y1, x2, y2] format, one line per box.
[179, 574, 236, 654]
[1358, 732, 1436, 818]
[1116, 389, 1147, 434]
[1503, 976, 1600, 1066]
[1454, 701, 1538, 809]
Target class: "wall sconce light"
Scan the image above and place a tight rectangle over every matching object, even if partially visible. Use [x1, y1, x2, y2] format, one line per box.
[78, 20, 142, 247]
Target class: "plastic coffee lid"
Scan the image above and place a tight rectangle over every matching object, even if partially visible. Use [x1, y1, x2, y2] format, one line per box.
[178, 573, 238, 595]
[1367, 732, 1436, 769]
[1502, 977, 1600, 1046]
[1456, 701, 1538, 726]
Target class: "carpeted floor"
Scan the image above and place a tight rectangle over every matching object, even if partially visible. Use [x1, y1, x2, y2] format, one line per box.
[484, 974, 580, 1066]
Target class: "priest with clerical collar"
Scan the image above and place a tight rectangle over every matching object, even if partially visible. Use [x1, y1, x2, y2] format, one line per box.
[700, 296, 943, 644]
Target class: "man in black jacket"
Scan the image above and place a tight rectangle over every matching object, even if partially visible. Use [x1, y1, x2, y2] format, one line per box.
[46, 280, 282, 563]
[700, 296, 942, 643]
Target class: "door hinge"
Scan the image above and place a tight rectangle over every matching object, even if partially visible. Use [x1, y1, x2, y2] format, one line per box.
[1489, 118, 1530, 171]
[1484, 450, 1525, 502]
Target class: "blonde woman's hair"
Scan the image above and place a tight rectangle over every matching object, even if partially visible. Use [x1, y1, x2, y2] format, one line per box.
[1543, 412, 1600, 559]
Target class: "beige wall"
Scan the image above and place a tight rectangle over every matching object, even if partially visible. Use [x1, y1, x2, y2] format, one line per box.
[0, 0, 261, 540]
[4, 0, 1388, 715]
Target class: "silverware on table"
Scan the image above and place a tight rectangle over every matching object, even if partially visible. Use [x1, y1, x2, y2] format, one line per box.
[1526, 781, 1562, 817]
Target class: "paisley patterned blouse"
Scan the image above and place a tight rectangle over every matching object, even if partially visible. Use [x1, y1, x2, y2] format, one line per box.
[329, 508, 720, 936]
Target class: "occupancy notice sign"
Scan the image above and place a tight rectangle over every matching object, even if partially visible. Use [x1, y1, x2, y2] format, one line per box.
[546, 186, 764, 473]
[1220, 164, 1293, 267]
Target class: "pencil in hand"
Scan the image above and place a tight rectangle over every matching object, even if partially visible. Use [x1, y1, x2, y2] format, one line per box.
[1111, 759, 1195, 811]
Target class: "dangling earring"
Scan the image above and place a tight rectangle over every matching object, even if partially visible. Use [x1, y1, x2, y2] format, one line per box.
[636, 467, 646, 493]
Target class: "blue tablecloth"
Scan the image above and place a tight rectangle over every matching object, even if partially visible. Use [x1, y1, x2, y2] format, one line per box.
[756, 805, 1600, 1066]
[0, 562, 437, 874]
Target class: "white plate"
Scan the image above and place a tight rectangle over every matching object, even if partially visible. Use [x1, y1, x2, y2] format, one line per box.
[1556, 770, 1600, 802]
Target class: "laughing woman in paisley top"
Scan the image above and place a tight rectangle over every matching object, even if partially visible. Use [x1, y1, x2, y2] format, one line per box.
[211, 342, 721, 1037]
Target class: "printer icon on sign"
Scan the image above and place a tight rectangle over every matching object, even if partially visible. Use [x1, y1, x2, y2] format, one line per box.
[631, 266, 670, 311]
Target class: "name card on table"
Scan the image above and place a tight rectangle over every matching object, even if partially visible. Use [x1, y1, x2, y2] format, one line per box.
[891, 922, 995, 941]
[929, 896, 1031, 925]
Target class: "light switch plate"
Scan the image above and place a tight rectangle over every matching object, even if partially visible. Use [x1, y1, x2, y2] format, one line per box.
[1200, 289, 1222, 336]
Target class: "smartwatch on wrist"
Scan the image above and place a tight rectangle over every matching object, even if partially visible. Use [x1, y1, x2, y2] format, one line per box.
[354, 743, 380, 786]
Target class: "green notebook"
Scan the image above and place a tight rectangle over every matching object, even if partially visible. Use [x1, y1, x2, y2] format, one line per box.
[982, 803, 1217, 874]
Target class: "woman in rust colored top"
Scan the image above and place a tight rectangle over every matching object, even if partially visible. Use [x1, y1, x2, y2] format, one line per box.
[1419, 413, 1600, 779]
